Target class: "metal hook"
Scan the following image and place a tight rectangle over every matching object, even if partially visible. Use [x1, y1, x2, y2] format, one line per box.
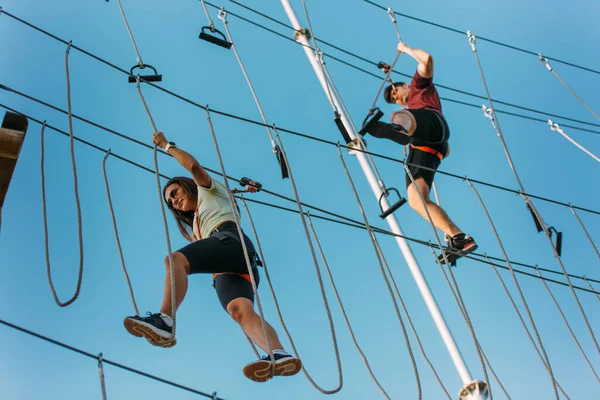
[538, 53, 553, 71]
[218, 8, 227, 22]
[66, 40, 73, 54]
[387, 7, 396, 23]
[467, 30, 477, 51]
[482, 105, 493, 120]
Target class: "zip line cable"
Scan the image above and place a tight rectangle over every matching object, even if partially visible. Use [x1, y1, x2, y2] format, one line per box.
[0, 11, 599, 214]
[3, 103, 599, 295]
[42, 42, 85, 307]
[218, 1, 600, 132]
[0, 318, 226, 399]
[1, 83, 598, 219]
[363, 0, 600, 76]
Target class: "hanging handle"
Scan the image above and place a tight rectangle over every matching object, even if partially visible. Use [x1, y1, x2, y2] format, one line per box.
[127, 64, 162, 83]
[199, 26, 232, 49]
[379, 187, 407, 219]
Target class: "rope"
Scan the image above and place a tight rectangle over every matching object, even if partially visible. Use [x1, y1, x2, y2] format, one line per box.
[204, 108, 275, 375]
[548, 120, 600, 163]
[535, 267, 600, 383]
[274, 133, 343, 394]
[8, 104, 600, 292]
[386, 7, 402, 41]
[469, 31, 600, 354]
[337, 146, 422, 399]
[306, 213, 391, 400]
[238, 198, 342, 393]
[113, 0, 144, 67]
[199, 0, 215, 30]
[370, 52, 401, 110]
[568, 205, 600, 261]
[371, 235, 452, 399]
[42, 41, 85, 307]
[98, 353, 108, 400]
[102, 150, 140, 316]
[134, 77, 177, 340]
[539, 55, 600, 120]
[465, 179, 559, 398]
[482, 255, 571, 399]
[402, 164, 491, 396]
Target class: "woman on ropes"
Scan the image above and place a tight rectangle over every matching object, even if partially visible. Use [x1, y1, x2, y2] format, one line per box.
[360, 41, 477, 257]
[123, 132, 302, 382]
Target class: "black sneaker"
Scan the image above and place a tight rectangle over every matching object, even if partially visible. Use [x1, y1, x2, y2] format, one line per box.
[358, 108, 384, 137]
[449, 233, 478, 256]
[243, 353, 302, 382]
[123, 312, 176, 348]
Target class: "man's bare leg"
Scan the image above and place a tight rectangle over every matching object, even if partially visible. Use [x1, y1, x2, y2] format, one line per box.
[407, 177, 462, 237]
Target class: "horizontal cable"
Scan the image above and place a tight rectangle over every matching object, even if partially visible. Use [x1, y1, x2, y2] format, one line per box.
[363, 0, 600, 76]
[0, 318, 225, 399]
[221, 1, 600, 131]
[3, 103, 599, 294]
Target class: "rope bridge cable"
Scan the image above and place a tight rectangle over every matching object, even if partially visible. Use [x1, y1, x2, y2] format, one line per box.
[216, 1, 600, 132]
[1, 16, 600, 215]
[238, 198, 344, 394]
[42, 41, 85, 307]
[204, 107, 276, 376]
[362, 0, 600, 76]
[0, 318, 227, 399]
[568, 205, 600, 262]
[465, 179, 560, 398]
[468, 31, 600, 355]
[97, 353, 108, 400]
[336, 146, 422, 399]
[5, 103, 600, 295]
[305, 213, 392, 400]
[539, 55, 600, 121]
[535, 267, 600, 383]
[102, 150, 140, 316]
[548, 120, 600, 163]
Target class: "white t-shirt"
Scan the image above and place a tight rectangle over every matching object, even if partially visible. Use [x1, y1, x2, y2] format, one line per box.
[192, 179, 236, 240]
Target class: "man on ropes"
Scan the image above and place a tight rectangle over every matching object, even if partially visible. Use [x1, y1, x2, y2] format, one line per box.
[123, 132, 302, 382]
[360, 41, 477, 257]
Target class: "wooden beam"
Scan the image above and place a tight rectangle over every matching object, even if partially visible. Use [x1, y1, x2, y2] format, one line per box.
[0, 112, 28, 208]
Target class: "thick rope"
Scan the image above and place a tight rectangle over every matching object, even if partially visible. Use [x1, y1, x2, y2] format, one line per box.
[583, 278, 600, 303]
[369, 51, 401, 110]
[568, 205, 600, 261]
[468, 31, 600, 354]
[548, 120, 600, 163]
[134, 78, 177, 339]
[238, 198, 343, 393]
[386, 7, 402, 42]
[539, 55, 600, 121]
[42, 42, 85, 307]
[98, 353, 108, 400]
[465, 178, 559, 398]
[371, 235, 452, 399]
[403, 164, 491, 397]
[204, 108, 275, 374]
[199, 0, 215, 30]
[102, 150, 140, 316]
[482, 255, 571, 399]
[337, 147, 422, 399]
[306, 213, 391, 399]
[274, 133, 343, 394]
[535, 267, 600, 383]
[114, 0, 144, 67]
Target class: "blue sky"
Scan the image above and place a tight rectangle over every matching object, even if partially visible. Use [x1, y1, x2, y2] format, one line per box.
[1, 0, 599, 399]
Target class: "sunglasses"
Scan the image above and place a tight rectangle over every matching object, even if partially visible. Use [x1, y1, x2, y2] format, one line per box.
[166, 187, 179, 208]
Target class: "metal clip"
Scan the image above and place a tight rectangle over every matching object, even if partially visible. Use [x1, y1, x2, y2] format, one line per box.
[548, 119, 561, 132]
[218, 8, 227, 22]
[387, 7, 396, 23]
[538, 53, 553, 71]
[466, 30, 477, 52]
[66, 40, 73, 54]
[316, 50, 325, 64]
[482, 105, 493, 120]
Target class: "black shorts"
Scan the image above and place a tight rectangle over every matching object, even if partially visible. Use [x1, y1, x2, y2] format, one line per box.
[405, 108, 449, 188]
[177, 222, 260, 311]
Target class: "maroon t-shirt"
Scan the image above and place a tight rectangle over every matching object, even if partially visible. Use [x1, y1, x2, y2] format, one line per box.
[407, 71, 443, 115]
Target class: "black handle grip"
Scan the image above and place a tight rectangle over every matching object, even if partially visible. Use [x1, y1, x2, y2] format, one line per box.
[555, 231, 563, 257]
[526, 203, 544, 232]
[378, 188, 407, 219]
[128, 74, 163, 83]
[199, 28, 232, 49]
[334, 113, 352, 144]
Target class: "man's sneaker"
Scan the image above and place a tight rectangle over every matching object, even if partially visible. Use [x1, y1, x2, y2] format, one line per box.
[243, 352, 302, 382]
[123, 312, 176, 348]
[449, 233, 478, 256]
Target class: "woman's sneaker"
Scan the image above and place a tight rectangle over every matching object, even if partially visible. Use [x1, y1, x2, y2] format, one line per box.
[123, 312, 176, 348]
[243, 352, 302, 382]
[449, 233, 478, 256]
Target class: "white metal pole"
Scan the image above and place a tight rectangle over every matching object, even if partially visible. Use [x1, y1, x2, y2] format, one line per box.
[280, 1, 486, 398]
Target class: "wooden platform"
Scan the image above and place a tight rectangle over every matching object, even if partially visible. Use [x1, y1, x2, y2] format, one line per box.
[0, 112, 28, 208]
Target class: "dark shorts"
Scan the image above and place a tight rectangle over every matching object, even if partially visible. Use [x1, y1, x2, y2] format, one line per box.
[177, 222, 260, 311]
[405, 108, 449, 188]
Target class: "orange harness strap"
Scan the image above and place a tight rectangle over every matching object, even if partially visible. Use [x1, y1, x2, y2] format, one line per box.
[410, 144, 444, 161]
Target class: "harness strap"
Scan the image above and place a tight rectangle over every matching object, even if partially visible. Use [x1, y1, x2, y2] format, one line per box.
[410, 144, 444, 161]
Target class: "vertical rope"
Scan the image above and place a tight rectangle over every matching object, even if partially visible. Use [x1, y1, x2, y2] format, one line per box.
[468, 31, 600, 354]
[387, 7, 402, 41]
[134, 78, 176, 339]
[535, 267, 600, 383]
[204, 108, 275, 376]
[306, 213, 391, 400]
[199, 0, 215, 29]
[238, 197, 342, 394]
[102, 150, 140, 316]
[337, 146, 422, 399]
[98, 353, 108, 400]
[568, 205, 600, 262]
[465, 178, 559, 398]
[114, 0, 144, 67]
